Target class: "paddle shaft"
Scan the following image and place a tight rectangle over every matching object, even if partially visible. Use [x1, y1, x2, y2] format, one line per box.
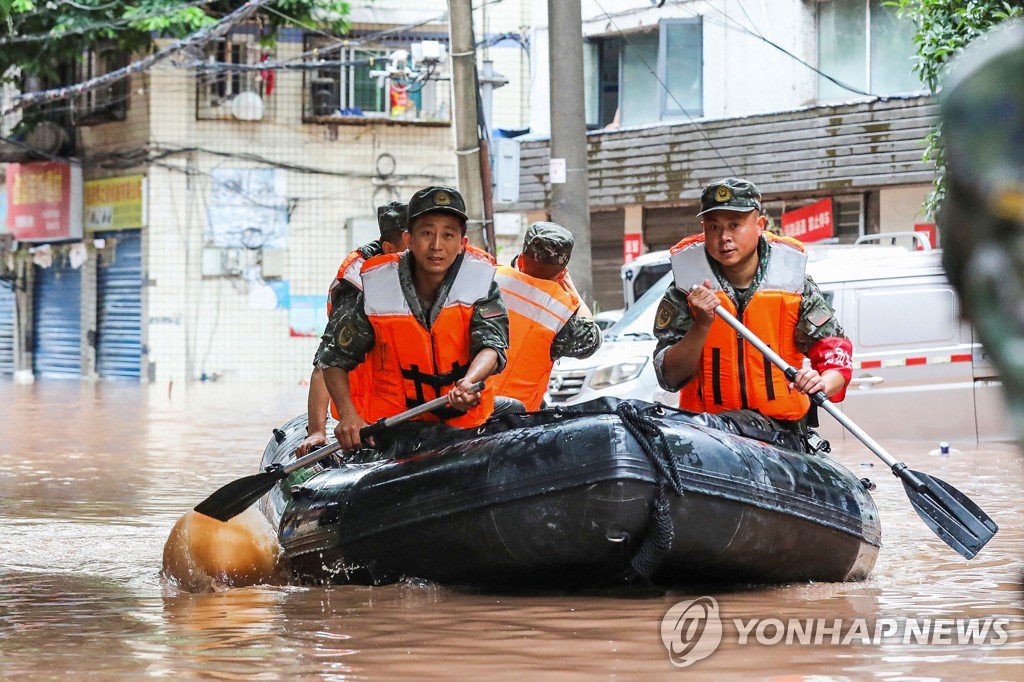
[282, 379, 486, 475]
[710, 304, 927, 488]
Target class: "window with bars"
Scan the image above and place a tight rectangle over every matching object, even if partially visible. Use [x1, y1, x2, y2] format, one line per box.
[303, 35, 450, 123]
[71, 45, 130, 125]
[195, 34, 274, 121]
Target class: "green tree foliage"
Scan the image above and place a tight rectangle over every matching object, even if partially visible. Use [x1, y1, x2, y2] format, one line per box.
[891, 0, 1024, 217]
[0, 0, 350, 83]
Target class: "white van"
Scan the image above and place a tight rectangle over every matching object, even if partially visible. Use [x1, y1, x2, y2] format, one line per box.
[549, 245, 1011, 444]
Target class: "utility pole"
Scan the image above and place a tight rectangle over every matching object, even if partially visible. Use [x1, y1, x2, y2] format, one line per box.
[448, 0, 490, 251]
[547, 0, 592, 302]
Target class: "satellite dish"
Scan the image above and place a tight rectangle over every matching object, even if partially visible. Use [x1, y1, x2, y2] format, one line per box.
[231, 91, 264, 121]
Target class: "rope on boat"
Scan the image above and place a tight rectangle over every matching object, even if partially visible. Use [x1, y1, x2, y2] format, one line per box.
[613, 402, 685, 578]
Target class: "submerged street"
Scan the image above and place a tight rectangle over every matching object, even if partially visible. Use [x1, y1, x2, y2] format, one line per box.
[0, 380, 1022, 679]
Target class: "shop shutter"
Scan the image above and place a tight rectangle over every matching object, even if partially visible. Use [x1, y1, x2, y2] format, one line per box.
[589, 209, 625, 313]
[33, 258, 82, 378]
[0, 282, 15, 376]
[96, 231, 142, 380]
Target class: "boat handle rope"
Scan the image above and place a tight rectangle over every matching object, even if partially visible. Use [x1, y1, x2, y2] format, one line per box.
[553, 400, 684, 578]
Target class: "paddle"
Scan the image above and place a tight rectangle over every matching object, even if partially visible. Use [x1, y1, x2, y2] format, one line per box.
[706, 300, 998, 560]
[193, 381, 486, 522]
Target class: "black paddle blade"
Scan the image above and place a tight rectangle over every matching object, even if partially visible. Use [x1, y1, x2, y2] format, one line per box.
[900, 469, 998, 560]
[193, 467, 286, 522]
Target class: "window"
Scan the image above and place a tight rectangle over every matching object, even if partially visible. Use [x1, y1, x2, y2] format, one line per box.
[196, 33, 274, 121]
[71, 45, 129, 125]
[303, 35, 451, 123]
[586, 18, 702, 129]
[817, 0, 921, 100]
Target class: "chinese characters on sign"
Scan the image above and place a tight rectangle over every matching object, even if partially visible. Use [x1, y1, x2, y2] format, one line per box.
[781, 198, 834, 243]
[5, 161, 84, 242]
[624, 233, 642, 263]
[84, 175, 145, 232]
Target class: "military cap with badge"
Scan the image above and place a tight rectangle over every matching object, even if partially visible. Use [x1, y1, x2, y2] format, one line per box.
[408, 186, 469, 223]
[698, 177, 763, 216]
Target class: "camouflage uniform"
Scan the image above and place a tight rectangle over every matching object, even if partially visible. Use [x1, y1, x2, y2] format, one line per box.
[515, 221, 601, 361]
[316, 250, 509, 373]
[653, 234, 845, 391]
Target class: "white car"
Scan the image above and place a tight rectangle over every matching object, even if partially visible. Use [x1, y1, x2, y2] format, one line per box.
[548, 246, 1011, 444]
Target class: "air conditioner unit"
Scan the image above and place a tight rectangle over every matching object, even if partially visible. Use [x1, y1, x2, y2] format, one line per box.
[311, 78, 339, 117]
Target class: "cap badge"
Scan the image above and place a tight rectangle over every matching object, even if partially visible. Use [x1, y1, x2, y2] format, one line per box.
[434, 191, 451, 206]
[715, 186, 732, 202]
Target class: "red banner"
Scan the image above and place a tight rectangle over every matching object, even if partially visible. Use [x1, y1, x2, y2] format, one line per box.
[6, 161, 83, 242]
[624, 233, 642, 263]
[781, 198, 833, 243]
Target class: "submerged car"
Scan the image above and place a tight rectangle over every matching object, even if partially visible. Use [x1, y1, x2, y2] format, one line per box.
[549, 245, 1011, 444]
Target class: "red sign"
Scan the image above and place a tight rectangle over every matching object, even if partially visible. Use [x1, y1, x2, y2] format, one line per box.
[914, 223, 937, 250]
[624, 233, 642, 263]
[6, 161, 83, 242]
[781, 198, 834, 243]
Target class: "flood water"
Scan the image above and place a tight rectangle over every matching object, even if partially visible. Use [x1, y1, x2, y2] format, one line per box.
[0, 381, 1022, 680]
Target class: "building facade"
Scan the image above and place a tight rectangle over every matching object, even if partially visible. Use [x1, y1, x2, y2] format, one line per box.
[0, 1, 533, 384]
[502, 0, 936, 310]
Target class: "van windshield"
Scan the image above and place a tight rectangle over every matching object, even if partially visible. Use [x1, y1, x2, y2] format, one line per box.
[604, 271, 674, 342]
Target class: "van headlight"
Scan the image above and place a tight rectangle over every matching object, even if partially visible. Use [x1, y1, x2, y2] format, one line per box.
[588, 357, 648, 389]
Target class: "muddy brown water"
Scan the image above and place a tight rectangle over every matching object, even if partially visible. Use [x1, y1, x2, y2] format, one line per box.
[0, 381, 1021, 680]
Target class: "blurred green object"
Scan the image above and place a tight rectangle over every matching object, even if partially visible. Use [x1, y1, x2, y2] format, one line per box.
[939, 20, 1024, 432]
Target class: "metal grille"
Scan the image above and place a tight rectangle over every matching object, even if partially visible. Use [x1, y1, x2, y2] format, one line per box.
[33, 258, 82, 379]
[96, 232, 142, 380]
[0, 282, 14, 375]
[546, 368, 588, 402]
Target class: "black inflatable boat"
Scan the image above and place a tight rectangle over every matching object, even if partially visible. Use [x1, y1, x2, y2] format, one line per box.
[258, 399, 881, 588]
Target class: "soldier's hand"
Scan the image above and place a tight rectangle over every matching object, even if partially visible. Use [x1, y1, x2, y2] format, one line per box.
[790, 367, 826, 396]
[687, 280, 719, 327]
[334, 413, 371, 450]
[448, 378, 482, 412]
[296, 431, 327, 457]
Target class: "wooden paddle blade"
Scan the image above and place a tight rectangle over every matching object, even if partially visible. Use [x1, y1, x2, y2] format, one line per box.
[901, 470, 998, 560]
[193, 467, 285, 522]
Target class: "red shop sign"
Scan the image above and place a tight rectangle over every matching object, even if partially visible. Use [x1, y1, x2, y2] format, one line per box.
[781, 198, 834, 243]
[6, 161, 84, 242]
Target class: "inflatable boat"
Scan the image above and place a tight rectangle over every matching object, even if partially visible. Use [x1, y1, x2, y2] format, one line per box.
[257, 399, 881, 588]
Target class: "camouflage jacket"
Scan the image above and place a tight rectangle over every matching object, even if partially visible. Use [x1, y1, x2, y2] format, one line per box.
[652, 236, 846, 391]
[550, 312, 602, 361]
[315, 250, 509, 373]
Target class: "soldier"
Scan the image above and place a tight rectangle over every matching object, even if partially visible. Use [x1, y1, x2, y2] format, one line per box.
[492, 221, 602, 411]
[297, 202, 408, 457]
[653, 177, 853, 432]
[318, 186, 509, 450]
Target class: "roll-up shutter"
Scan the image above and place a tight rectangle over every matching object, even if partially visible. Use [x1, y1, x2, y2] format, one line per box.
[0, 282, 15, 376]
[96, 231, 142, 380]
[33, 257, 82, 378]
[589, 209, 624, 313]
[643, 206, 700, 251]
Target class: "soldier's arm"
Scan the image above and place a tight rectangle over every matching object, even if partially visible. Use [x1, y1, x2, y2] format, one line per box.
[549, 312, 602, 360]
[793, 275, 853, 401]
[652, 283, 708, 391]
[468, 280, 510, 375]
[315, 293, 375, 372]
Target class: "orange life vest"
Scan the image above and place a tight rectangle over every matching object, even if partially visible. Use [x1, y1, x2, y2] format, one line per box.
[360, 246, 497, 428]
[669, 232, 810, 420]
[492, 263, 580, 411]
[327, 248, 373, 420]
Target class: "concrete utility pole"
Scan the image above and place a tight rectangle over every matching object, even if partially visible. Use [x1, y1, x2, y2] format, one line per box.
[448, 0, 489, 251]
[547, 0, 593, 302]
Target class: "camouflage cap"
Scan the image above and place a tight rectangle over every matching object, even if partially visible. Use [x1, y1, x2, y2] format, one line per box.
[407, 186, 468, 222]
[522, 221, 574, 266]
[376, 201, 408, 236]
[698, 177, 762, 216]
